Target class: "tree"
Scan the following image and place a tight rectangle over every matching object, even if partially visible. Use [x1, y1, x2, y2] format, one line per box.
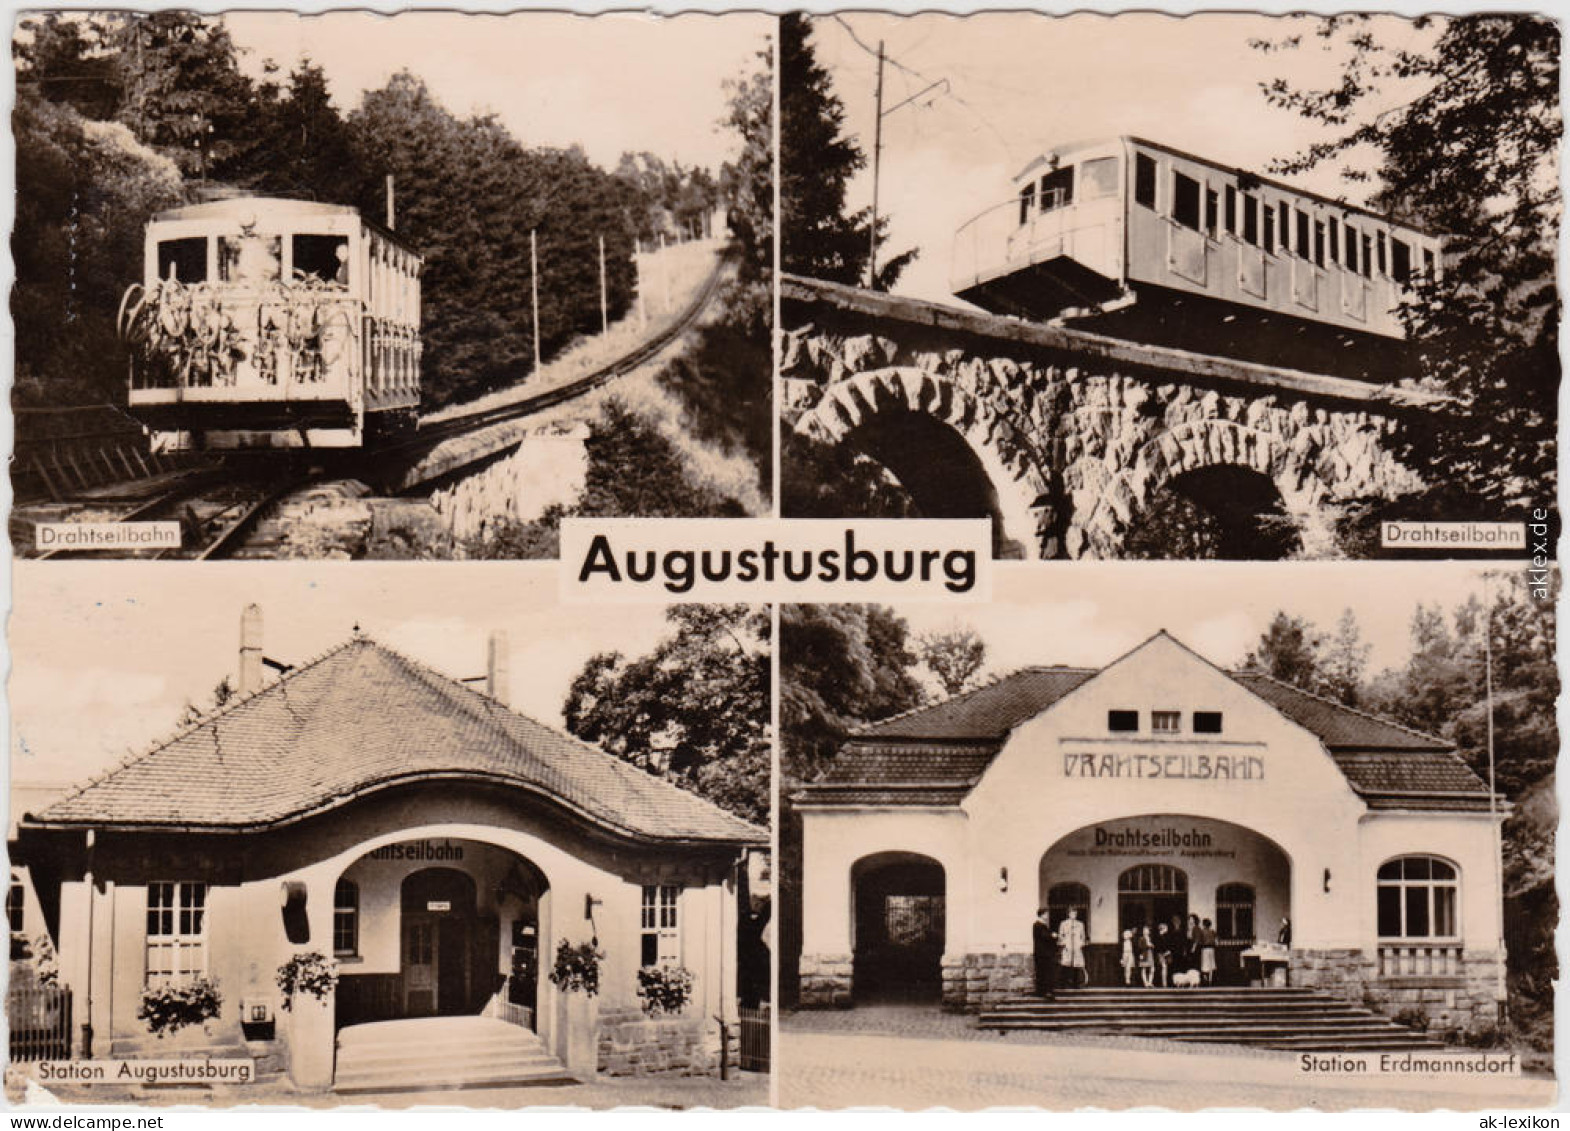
[780, 14, 915, 290]
[1239, 612, 1323, 690]
[1258, 16, 1560, 511]
[780, 603, 926, 782]
[562, 605, 769, 824]
[226, 61, 363, 202]
[917, 625, 987, 697]
[112, 12, 259, 178]
[1318, 608, 1371, 706]
[719, 36, 774, 329]
[12, 88, 186, 407]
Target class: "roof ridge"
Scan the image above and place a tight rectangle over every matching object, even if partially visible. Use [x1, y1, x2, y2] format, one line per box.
[39, 636, 365, 816]
[1230, 669, 1451, 749]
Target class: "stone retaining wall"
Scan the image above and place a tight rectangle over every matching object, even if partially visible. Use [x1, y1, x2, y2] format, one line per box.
[596, 1007, 719, 1076]
[1293, 947, 1505, 1033]
[797, 953, 854, 1008]
[940, 953, 1034, 1012]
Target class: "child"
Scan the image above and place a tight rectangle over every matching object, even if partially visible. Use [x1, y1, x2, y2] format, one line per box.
[1120, 928, 1135, 985]
[1137, 925, 1155, 987]
[1199, 917, 1218, 986]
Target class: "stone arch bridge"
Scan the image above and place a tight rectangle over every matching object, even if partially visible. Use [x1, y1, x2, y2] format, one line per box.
[782, 275, 1438, 559]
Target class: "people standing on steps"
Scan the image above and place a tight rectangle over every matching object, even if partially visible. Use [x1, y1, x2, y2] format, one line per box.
[1032, 907, 1057, 997]
[1136, 925, 1155, 987]
[1154, 921, 1173, 986]
[1056, 906, 1088, 988]
[1198, 917, 1218, 986]
[1120, 928, 1136, 986]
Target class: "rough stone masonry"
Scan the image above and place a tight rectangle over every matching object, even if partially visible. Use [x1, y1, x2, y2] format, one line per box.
[782, 276, 1435, 560]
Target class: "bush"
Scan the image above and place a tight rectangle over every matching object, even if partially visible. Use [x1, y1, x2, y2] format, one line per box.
[548, 939, 604, 997]
[636, 964, 695, 1017]
[138, 976, 222, 1037]
[1391, 1006, 1431, 1032]
[276, 951, 339, 1009]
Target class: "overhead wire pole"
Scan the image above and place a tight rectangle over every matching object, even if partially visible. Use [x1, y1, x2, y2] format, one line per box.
[867, 41, 885, 289]
[599, 235, 608, 335]
[1483, 571, 1508, 1025]
[530, 229, 541, 375]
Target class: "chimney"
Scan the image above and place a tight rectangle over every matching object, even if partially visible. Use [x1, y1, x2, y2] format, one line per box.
[239, 604, 264, 695]
[486, 631, 510, 707]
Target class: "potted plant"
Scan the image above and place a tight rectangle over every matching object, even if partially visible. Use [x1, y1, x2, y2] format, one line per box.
[275, 951, 339, 1009]
[636, 964, 695, 1017]
[138, 976, 223, 1037]
[548, 939, 604, 997]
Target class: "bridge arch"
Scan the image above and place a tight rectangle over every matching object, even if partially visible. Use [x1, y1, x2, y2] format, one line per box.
[796, 367, 1050, 560]
[1066, 417, 1334, 559]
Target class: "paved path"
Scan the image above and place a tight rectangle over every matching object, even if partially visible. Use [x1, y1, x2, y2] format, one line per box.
[777, 1030, 1557, 1112]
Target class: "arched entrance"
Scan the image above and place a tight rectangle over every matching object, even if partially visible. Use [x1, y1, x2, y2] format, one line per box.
[1039, 815, 1290, 985]
[850, 852, 946, 1003]
[400, 868, 482, 1016]
[334, 837, 550, 1031]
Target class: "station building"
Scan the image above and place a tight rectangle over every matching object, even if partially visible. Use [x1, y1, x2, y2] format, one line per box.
[795, 632, 1505, 1032]
[12, 610, 765, 1089]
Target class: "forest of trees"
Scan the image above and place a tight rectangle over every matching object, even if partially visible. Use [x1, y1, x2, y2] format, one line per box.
[13, 11, 726, 412]
[780, 585, 1556, 1049]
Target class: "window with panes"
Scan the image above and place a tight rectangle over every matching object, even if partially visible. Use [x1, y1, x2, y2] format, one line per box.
[146, 881, 208, 986]
[640, 884, 681, 967]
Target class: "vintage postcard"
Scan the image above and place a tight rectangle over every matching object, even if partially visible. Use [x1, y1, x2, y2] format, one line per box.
[6, 563, 771, 1106]
[11, 9, 774, 562]
[777, 561, 1555, 1110]
[778, 12, 1558, 563]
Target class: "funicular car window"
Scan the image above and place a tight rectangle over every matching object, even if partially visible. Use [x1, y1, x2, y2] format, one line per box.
[1039, 166, 1074, 212]
[1080, 156, 1119, 199]
[1172, 172, 1201, 230]
[157, 237, 208, 283]
[219, 235, 282, 283]
[294, 234, 351, 286]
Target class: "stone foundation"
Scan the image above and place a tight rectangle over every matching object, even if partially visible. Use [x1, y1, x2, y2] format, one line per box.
[596, 1008, 719, 1077]
[797, 953, 854, 1008]
[1293, 948, 1505, 1034]
[940, 953, 1034, 1012]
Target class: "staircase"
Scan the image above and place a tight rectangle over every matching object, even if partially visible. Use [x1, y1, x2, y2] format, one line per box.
[980, 987, 1443, 1051]
[334, 1016, 577, 1094]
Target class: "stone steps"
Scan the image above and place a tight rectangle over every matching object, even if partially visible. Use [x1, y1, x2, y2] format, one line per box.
[334, 1016, 576, 1094]
[979, 987, 1443, 1052]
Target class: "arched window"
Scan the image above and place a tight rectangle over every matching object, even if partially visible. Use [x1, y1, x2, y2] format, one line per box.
[1118, 865, 1187, 895]
[333, 880, 359, 957]
[1047, 882, 1090, 935]
[1377, 856, 1459, 940]
[1215, 883, 1255, 942]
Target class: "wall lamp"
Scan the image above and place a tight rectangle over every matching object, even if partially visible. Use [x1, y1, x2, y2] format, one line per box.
[998, 866, 1009, 894]
[1323, 868, 1332, 894]
[584, 893, 603, 920]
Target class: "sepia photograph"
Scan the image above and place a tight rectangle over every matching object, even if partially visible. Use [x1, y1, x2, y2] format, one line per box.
[11, 10, 774, 561]
[6, 564, 770, 1107]
[778, 13, 1559, 561]
[777, 564, 1555, 1109]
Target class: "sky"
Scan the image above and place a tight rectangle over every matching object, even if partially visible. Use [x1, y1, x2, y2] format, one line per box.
[219, 11, 771, 173]
[7, 563, 686, 807]
[901, 561, 1501, 690]
[810, 12, 1439, 303]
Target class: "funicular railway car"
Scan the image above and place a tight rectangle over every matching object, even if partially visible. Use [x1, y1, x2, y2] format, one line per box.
[122, 197, 422, 451]
[951, 137, 1443, 379]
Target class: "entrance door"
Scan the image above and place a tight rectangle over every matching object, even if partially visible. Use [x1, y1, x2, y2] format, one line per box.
[1117, 864, 1189, 934]
[509, 920, 539, 1023]
[402, 916, 438, 1015]
[400, 868, 478, 1017]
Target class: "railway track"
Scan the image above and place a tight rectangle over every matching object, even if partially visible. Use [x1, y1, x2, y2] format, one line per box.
[397, 247, 732, 454]
[26, 249, 731, 561]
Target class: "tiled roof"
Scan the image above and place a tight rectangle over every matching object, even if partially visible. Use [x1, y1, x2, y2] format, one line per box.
[30, 638, 762, 845]
[1228, 674, 1450, 752]
[801, 662, 1490, 812]
[849, 668, 1096, 740]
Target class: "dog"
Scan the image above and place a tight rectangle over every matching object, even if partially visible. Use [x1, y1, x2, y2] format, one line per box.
[1171, 969, 1202, 988]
